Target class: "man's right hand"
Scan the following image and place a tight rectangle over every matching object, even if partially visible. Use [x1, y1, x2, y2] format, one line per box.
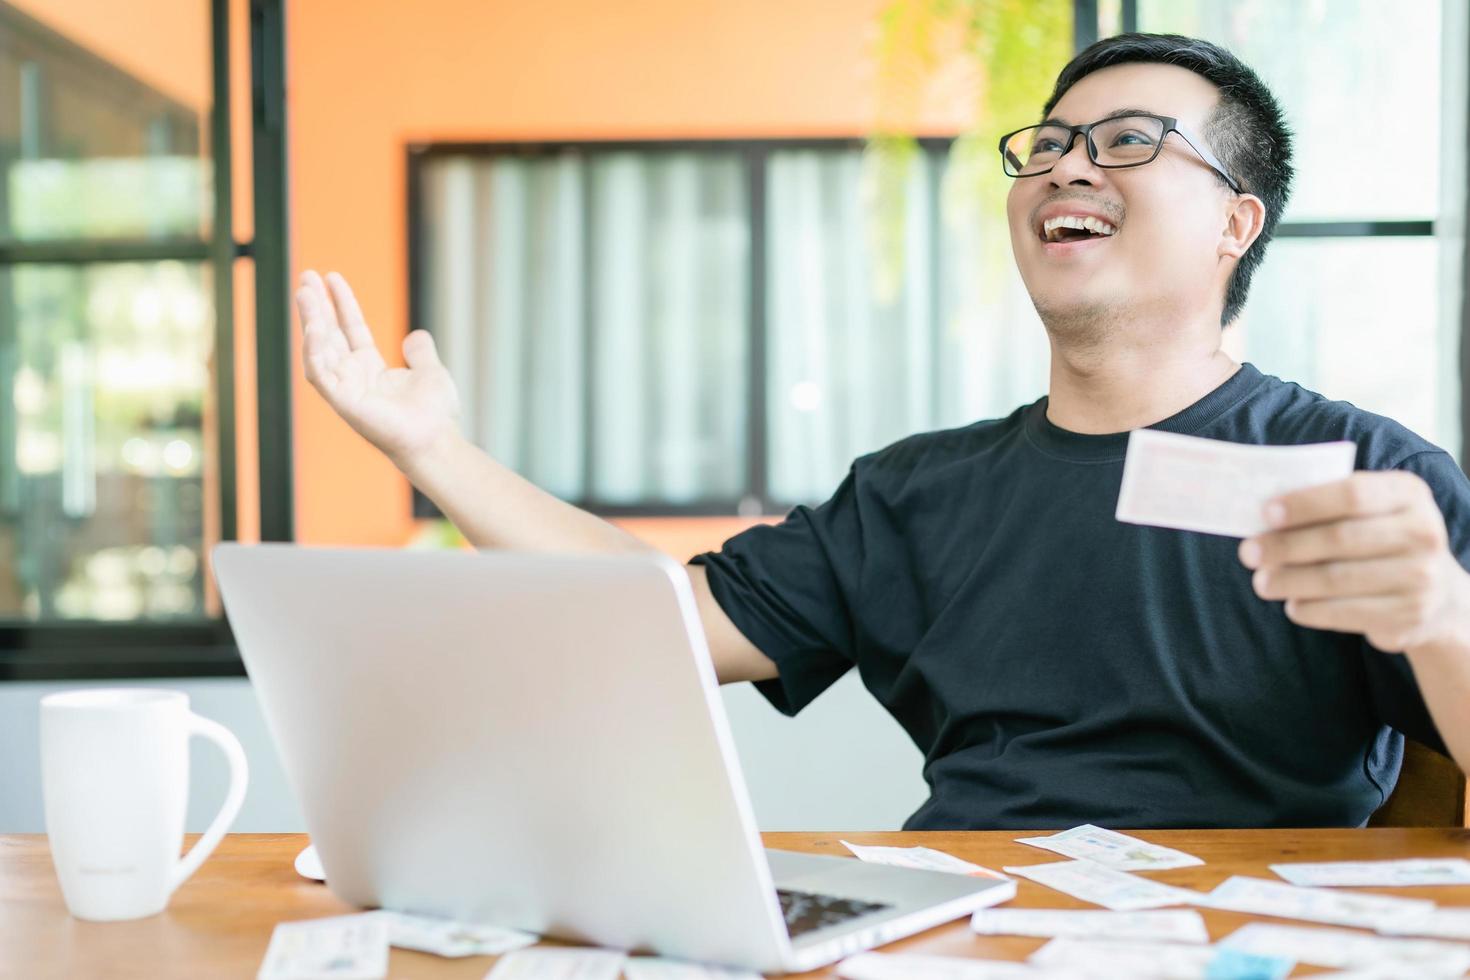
[297, 269, 463, 466]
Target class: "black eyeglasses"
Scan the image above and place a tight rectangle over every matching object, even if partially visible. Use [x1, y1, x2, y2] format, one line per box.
[998, 112, 1243, 194]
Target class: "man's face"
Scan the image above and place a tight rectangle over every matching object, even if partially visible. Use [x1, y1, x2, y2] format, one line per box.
[1006, 62, 1239, 333]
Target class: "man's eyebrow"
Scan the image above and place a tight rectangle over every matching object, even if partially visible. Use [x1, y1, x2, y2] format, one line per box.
[1040, 107, 1160, 126]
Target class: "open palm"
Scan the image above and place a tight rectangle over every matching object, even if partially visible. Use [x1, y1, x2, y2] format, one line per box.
[297, 270, 462, 465]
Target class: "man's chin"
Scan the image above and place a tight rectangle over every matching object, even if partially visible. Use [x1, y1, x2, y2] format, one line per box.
[1031, 296, 1124, 338]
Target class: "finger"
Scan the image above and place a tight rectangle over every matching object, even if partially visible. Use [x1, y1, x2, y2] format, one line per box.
[1241, 512, 1438, 568]
[1284, 593, 1414, 638]
[325, 272, 377, 353]
[299, 293, 348, 361]
[402, 329, 444, 371]
[1252, 555, 1431, 602]
[296, 275, 350, 356]
[298, 270, 339, 329]
[1267, 471, 1425, 530]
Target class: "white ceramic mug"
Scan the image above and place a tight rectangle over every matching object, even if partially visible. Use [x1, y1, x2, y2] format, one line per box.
[40, 688, 249, 921]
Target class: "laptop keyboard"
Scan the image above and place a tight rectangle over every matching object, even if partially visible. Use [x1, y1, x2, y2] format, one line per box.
[776, 888, 891, 938]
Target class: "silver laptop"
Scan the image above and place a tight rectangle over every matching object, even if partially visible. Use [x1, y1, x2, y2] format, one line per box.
[212, 543, 1013, 974]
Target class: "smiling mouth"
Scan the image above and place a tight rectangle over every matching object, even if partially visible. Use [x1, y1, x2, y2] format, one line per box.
[1039, 215, 1119, 244]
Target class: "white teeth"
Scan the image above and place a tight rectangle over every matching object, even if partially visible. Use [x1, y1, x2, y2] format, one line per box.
[1042, 214, 1118, 242]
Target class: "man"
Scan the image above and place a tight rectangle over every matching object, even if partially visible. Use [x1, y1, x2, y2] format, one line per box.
[296, 33, 1470, 829]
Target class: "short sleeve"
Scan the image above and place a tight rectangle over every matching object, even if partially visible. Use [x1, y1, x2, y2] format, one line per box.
[1359, 449, 1470, 754]
[689, 465, 866, 715]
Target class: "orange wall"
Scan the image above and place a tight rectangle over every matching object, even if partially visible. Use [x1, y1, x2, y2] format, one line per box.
[287, 0, 968, 559]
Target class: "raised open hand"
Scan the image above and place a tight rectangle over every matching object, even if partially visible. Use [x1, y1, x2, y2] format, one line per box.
[297, 270, 462, 465]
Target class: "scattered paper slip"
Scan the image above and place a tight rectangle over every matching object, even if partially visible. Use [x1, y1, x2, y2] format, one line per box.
[1029, 937, 1266, 980]
[1199, 876, 1433, 931]
[1268, 857, 1470, 888]
[1115, 429, 1356, 538]
[1003, 860, 1201, 911]
[1219, 922, 1470, 975]
[837, 951, 1072, 979]
[372, 910, 537, 957]
[483, 947, 627, 980]
[1015, 825, 1204, 872]
[1201, 948, 1294, 980]
[970, 908, 1209, 943]
[840, 840, 1009, 880]
[257, 914, 388, 980]
[1376, 907, 1470, 941]
[1030, 938, 1294, 980]
[622, 957, 763, 980]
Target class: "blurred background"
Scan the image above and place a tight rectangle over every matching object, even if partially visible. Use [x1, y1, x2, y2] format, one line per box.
[0, 0, 1464, 832]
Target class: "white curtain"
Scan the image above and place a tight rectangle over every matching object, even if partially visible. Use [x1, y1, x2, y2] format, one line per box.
[766, 148, 1048, 502]
[421, 151, 748, 505]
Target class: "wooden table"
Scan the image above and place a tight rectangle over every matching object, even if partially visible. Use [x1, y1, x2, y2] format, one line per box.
[4, 829, 1469, 978]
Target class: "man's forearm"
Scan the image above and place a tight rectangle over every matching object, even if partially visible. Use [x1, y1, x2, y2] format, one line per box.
[396, 432, 654, 555]
[1405, 636, 1470, 777]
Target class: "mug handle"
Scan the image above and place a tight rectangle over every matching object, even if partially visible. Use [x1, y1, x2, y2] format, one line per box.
[169, 712, 249, 893]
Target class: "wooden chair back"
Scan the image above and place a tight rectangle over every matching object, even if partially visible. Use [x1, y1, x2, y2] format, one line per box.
[1369, 738, 1469, 827]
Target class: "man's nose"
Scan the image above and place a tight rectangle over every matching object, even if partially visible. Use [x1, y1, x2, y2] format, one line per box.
[1048, 133, 1101, 186]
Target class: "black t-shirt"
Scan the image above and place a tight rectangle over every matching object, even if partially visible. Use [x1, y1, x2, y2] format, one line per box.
[691, 363, 1467, 830]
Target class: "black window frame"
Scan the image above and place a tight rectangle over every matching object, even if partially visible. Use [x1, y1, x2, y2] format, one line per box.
[0, 0, 293, 681]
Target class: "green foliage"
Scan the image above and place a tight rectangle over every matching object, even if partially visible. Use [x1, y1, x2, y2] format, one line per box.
[866, 0, 1072, 301]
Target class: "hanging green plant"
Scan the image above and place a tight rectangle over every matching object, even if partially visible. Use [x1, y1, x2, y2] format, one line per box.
[866, 0, 1073, 304]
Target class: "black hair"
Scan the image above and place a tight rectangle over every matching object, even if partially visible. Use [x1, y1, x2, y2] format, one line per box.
[1042, 33, 1294, 326]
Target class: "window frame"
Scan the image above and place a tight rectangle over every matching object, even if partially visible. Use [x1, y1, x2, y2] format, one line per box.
[0, 0, 292, 681]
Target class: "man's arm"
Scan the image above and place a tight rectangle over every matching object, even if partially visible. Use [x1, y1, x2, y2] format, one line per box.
[1404, 640, 1470, 774]
[297, 269, 778, 685]
[400, 432, 779, 684]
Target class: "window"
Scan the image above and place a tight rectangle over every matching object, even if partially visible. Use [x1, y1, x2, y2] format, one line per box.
[1132, 0, 1465, 453]
[0, 0, 290, 679]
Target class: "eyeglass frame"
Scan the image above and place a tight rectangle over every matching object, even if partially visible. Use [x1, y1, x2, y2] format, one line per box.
[997, 111, 1244, 194]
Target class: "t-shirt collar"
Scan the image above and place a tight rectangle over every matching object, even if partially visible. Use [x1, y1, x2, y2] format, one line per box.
[1024, 362, 1266, 463]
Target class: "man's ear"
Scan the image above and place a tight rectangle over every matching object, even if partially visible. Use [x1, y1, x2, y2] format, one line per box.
[1219, 193, 1267, 261]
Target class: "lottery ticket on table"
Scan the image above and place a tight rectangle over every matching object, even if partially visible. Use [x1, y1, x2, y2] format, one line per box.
[837, 951, 1078, 980]
[840, 840, 1009, 879]
[370, 910, 537, 957]
[1115, 429, 1356, 538]
[1219, 922, 1470, 975]
[1267, 857, 1470, 888]
[1028, 938, 1221, 979]
[1002, 860, 1202, 911]
[1376, 907, 1470, 940]
[1199, 875, 1434, 931]
[970, 908, 1209, 943]
[257, 913, 388, 980]
[1014, 825, 1204, 871]
[483, 947, 627, 980]
[1201, 948, 1294, 980]
[622, 957, 764, 980]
